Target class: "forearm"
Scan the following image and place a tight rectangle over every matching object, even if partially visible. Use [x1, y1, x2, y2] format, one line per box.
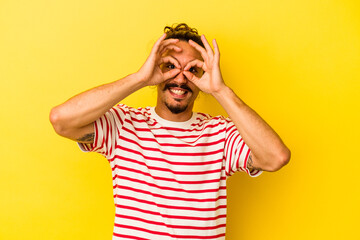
[184, 35, 290, 171]
[50, 73, 145, 135]
[213, 86, 290, 171]
[50, 34, 182, 141]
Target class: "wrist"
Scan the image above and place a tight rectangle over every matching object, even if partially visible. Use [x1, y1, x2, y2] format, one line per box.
[115, 72, 148, 93]
[211, 84, 231, 99]
[131, 72, 149, 88]
[212, 85, 247, 115]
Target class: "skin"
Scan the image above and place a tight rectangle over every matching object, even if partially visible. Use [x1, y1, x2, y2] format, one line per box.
[155, 40, 203, 121]
[50, 33, 290, 172]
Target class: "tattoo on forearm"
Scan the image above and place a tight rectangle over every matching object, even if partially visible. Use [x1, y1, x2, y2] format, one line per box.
[77, 133, 95, 142]
[247, 153, 263, 171]
[247, 154, 254, 169]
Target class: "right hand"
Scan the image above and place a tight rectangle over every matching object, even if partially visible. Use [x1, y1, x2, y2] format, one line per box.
[136, 33, 182, 86]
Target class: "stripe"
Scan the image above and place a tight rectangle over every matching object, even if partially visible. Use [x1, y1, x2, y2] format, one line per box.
[227, 131, 237, 175]
[112, 165, 225, 184]
[113, 175, 225, 194]
[110, 149, 223, 165]
[236, 141, 246, 169]
[122, 122, 226, 139]
[97, 117, 106, 154]
[243, 148, 251, 175]
[115, 214, 226, 230]
[115, 189, 226, 212]
[115, 194, 226, 212]
[106, 113, 113, 157]
[114, 185, 226, 202]
[117, 136, 224, 156]
[121, 126, 225, 147]
[112, 107, 124, 126]
[115, 204, 227, 221]
[111, 155, 222, 175]
[150, 121, 226, 132]
[113, 223, 226, 239]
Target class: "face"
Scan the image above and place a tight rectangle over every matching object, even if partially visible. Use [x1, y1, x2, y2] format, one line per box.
[157, 40, 204, 116]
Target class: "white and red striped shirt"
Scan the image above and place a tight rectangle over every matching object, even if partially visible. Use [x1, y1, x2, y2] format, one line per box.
[79, 104, 261, 240]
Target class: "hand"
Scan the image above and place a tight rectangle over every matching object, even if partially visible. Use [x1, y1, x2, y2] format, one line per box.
[183, 35, 226, 94]
[137, 34, 182, 86]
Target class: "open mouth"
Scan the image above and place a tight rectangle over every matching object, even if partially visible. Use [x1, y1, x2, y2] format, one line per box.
[170, 88, 186, 95]
[164, 83, 192, 99]
[168, 87, 189, 100]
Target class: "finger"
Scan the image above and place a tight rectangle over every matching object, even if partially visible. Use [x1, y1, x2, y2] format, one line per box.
[160, 44, 182, 56]
[159, 56, 181, 69]
[188, 40, 208, 62]
[150, 33, 167, 55]
[163, 68, 181, 80]
[155, 33, 167, 46]
[183, 70, 195, 81]
[158, 39, 179, 53]
[212, 39, 220, 62]
[158, 38, 180, 54]
[201, 35, 214, 55]
[184, 59, 205, 71]
[183, 70, 199, 83]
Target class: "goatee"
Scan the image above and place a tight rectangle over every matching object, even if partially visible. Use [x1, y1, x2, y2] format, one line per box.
[165, 102, 188, 114]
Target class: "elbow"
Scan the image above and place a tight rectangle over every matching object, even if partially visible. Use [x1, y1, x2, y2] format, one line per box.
[267, 147, 291, 172]
[49, 107, 67, 136]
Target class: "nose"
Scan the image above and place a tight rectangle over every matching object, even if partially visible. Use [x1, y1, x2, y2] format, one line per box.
[172, 71, 188, 85]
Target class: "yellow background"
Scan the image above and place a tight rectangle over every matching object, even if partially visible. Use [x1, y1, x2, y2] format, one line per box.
[1, 0, 359, 239]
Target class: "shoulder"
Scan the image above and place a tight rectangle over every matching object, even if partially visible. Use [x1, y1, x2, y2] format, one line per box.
[112, 104, 150, 117]
[193, 112, 230, 130]
[111, 105, 155, 127]
[196, 112, 228, 122]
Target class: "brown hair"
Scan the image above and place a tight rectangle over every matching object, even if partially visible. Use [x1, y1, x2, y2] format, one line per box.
[164, 23, 205, 48]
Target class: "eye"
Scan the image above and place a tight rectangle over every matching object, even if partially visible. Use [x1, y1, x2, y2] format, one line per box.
[189, 67, 197, 73]
[167, 64, 175, 69]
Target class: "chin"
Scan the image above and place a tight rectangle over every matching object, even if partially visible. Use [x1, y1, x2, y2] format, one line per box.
[165, 102, 189, 114]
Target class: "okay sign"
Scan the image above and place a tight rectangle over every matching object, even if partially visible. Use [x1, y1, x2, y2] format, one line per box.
[183, 35, 226, 95]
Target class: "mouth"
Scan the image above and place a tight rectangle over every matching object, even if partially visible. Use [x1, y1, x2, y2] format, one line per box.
[168, 88, 188, 100]
[170, 88, 186, 95]
[163, 83, 192, 100]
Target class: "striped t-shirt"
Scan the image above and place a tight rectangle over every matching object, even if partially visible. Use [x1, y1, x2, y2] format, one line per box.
[79, 104, 261, 240]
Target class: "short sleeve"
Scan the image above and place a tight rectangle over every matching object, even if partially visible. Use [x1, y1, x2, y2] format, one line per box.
[77, 105, 127, 159]
[224, 119, 262, 177]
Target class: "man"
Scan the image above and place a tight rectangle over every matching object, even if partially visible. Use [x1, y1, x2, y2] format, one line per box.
[50, 23, 290, 239]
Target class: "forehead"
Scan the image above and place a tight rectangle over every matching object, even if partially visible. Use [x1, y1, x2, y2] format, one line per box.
[165, 40, 203, 63]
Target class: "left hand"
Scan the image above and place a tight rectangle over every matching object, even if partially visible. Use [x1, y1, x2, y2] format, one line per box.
[183, 35, 226, 94]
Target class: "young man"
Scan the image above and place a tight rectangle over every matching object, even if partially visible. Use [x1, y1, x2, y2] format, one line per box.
[50, 23, 290, 239]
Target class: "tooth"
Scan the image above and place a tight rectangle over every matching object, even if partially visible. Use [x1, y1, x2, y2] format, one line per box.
[171, 89, 185, 95]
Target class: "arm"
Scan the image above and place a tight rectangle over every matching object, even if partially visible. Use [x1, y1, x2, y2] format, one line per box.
[184, 35, 290, 172]
[212, 86, 290, 172]
[50, 34, 181, 143]
[49, 73, 144, 143]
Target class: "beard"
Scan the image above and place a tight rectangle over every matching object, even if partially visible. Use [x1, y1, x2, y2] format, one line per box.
[165, 101, 188, 114]
[162, 83, 192, 114]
